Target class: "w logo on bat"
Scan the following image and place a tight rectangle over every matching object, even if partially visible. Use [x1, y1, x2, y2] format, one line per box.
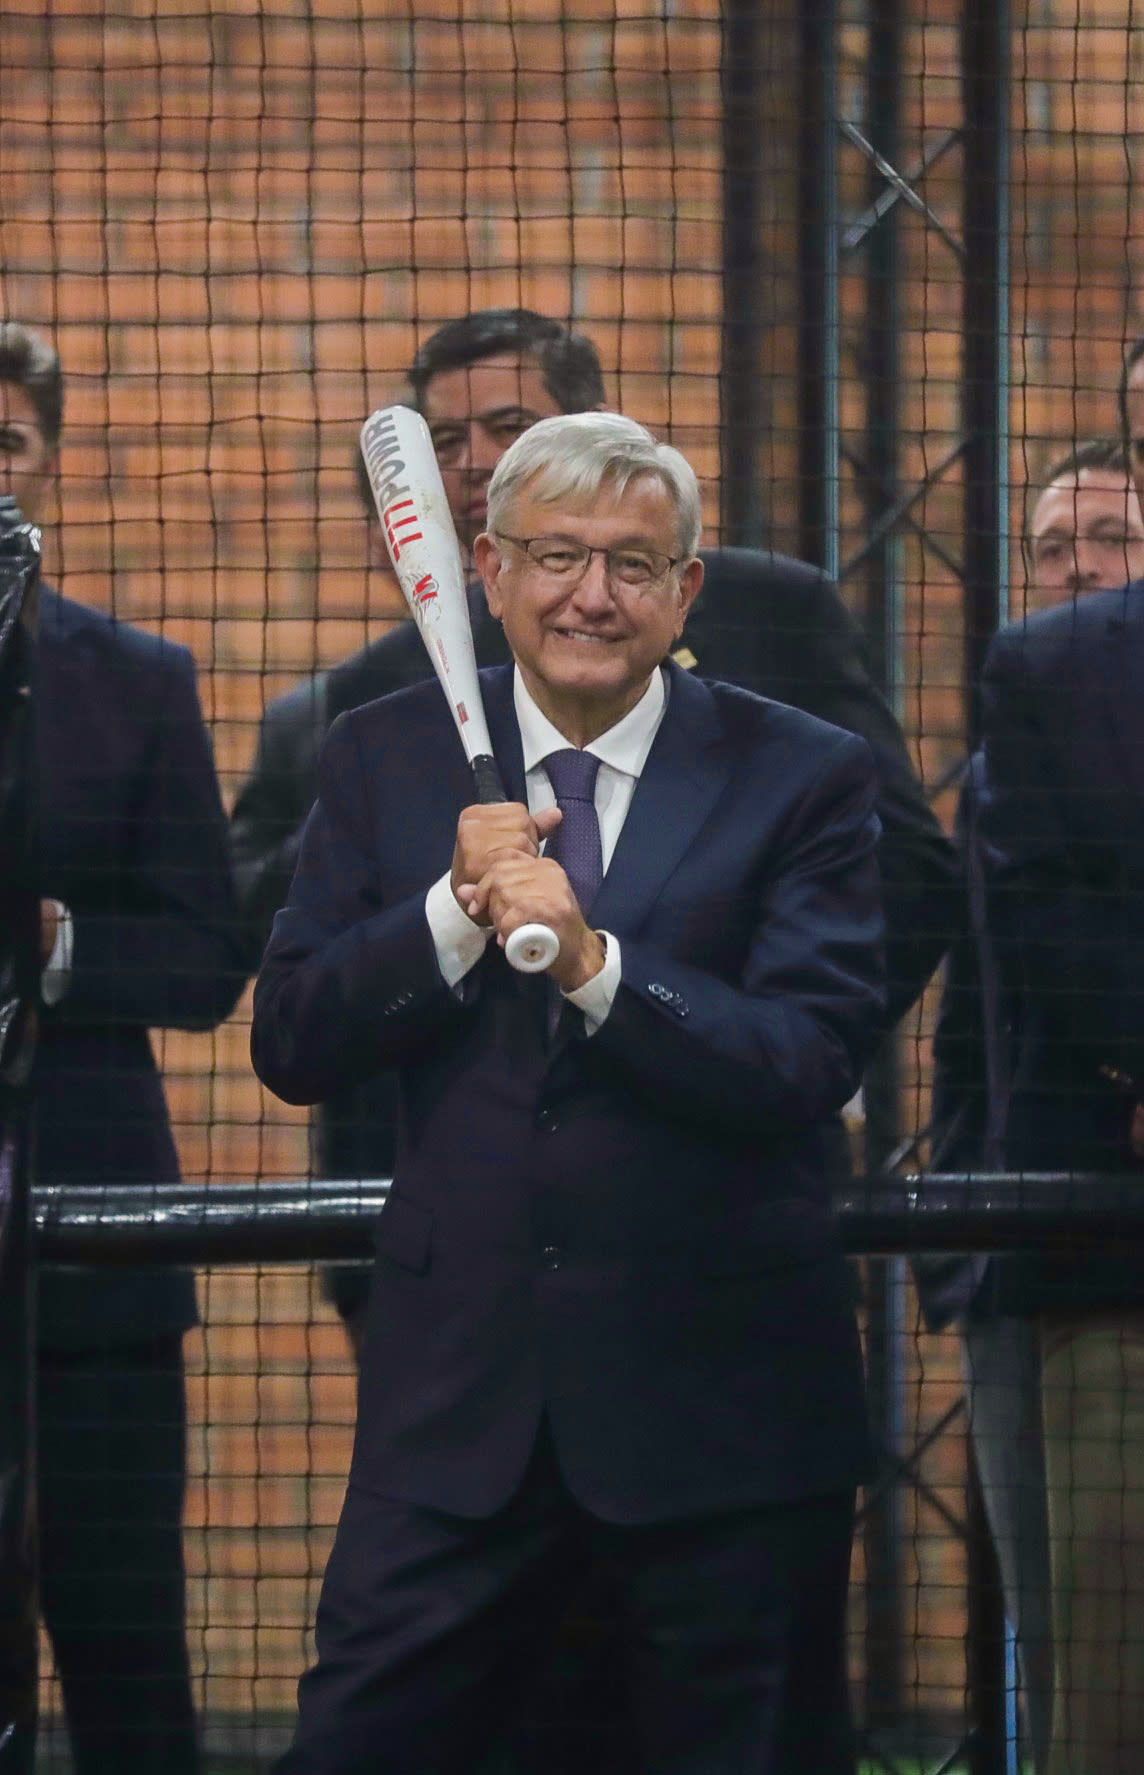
[410, 573, 440, 620]
[384, 499, 423, 562]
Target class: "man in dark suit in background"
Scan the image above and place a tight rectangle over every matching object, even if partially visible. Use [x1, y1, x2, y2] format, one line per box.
[230, 306, 956, 1340]
[978, 414, 1144, 1768]
[252, 411, 886, 1773]
[0, 322, 245, 1773]
[921, 438, 1144, 1773]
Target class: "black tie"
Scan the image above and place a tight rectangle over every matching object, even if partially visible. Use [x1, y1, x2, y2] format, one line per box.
[543, 749, 604, 914]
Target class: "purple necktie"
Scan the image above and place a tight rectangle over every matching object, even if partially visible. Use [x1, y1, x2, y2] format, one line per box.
[543, 748, 603, 914]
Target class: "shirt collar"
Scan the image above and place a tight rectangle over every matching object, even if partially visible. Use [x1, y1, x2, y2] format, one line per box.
[513, 665, 667, 780]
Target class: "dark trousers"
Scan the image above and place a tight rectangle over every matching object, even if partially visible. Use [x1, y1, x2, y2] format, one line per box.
[37, 1333, 199, 1775]
[278, 1423, 857, 1775]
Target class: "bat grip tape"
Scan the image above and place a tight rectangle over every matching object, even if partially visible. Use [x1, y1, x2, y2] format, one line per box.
[470, 754, 507, 805]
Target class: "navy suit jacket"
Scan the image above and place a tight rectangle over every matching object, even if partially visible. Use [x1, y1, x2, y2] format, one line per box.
[980, 582, 1144, 1311]
[232, 548, 953, 1199]
[36, 587, 245, 1350]
[252, 663, 884, 1522]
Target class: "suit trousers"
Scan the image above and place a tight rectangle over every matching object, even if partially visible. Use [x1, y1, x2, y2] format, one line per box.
[962, 1314, 1053, 1772]
[276, 1420, 858, 1775]
[1040, 1316, 1144, 1775]
[37, 1333, 199, 1775]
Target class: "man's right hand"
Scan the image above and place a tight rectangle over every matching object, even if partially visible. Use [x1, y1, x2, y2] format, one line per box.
[450, 801, 562, 924]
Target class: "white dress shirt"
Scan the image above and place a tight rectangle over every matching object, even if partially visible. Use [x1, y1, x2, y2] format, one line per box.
[425, 665, 669, 1032]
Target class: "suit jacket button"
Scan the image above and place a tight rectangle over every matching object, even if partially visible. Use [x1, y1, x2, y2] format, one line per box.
[537, 1109, 558, 1134]
[542, 1245, 563, 1270]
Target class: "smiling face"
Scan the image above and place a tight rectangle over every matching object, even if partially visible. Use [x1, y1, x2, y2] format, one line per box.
[422, 353, 566, 552]
[0, 381, 55, 528]
[1026, 467, 1144, 608]
[474, 471, 704, 746]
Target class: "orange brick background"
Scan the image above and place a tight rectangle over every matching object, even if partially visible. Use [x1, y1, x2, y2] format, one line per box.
[3, 0, 1143, 1748]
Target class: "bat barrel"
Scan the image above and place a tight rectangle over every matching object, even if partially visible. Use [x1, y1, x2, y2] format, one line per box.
[361, 408, 559, 979]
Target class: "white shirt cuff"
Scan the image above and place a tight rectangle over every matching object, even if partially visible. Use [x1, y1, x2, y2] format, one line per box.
[425, 873, 492, 989]
[564, 931, 620, 1035]
[41, 900, 73, 1006]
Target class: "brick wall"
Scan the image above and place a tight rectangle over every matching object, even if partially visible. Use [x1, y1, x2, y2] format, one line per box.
[5, 0, 1142, 1745]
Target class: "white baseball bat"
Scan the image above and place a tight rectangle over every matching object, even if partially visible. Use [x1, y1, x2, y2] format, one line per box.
[360, 405, 559, 974]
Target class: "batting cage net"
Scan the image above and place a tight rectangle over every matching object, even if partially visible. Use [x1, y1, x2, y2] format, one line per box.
[3, 2, 1143, 1771]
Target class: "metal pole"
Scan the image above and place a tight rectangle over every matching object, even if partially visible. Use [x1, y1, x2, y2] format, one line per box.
[719, 0, 770, 549]
[961, 0, 1011, 744]
[796, 0, 840, 579]
[0, 511, 42, 1775]
[851, 0, 908, 1729]
[961, 1, 1011, 1765]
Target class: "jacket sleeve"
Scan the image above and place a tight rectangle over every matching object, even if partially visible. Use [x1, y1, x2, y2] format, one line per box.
[58, 643, 245, 1031]
[250, 710, 467, 1105]
[229, 673, 328, 968]
[592, 731, 886, 1135]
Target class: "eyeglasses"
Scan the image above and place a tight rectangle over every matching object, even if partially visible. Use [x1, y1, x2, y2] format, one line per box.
[494, 532, 680, 593]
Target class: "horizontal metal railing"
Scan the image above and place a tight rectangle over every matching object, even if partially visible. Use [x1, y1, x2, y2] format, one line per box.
[31, 1172, 1144, 1264]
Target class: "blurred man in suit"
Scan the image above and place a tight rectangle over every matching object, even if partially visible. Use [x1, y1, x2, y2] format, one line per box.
[922, 438, 1144, 1773]
[978, 414, 1144, 1772]
[252, 412, 886, 1774]
[0, 321, 244, 1773]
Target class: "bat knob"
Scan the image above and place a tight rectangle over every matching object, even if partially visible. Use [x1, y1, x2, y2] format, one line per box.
[505, 922, 560, 974]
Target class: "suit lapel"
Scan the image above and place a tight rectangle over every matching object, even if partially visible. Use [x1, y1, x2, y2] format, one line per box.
[589, 664, 732, 935]
[476, 665, 732, 1011]
[480, 665, 528, 803]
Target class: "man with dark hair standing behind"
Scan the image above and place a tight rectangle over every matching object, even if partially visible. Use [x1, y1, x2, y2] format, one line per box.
[971, 341, 1144, 1773]
[0, 321, 244, 1773]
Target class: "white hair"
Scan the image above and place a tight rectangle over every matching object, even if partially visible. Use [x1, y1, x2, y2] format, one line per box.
[485, 411, 702, 559]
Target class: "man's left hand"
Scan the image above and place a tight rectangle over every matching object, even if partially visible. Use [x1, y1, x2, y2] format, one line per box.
[461, 852, 605, 992]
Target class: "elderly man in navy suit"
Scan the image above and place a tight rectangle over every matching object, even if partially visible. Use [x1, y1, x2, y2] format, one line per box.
[231, 310, 953, 1358]
[252, 412, 885, 1774]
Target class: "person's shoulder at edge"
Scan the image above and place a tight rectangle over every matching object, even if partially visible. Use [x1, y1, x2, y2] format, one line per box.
[37, 585, 209, 734]
[38, 582, 194, 675]
[986, 576, 1144, 673]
